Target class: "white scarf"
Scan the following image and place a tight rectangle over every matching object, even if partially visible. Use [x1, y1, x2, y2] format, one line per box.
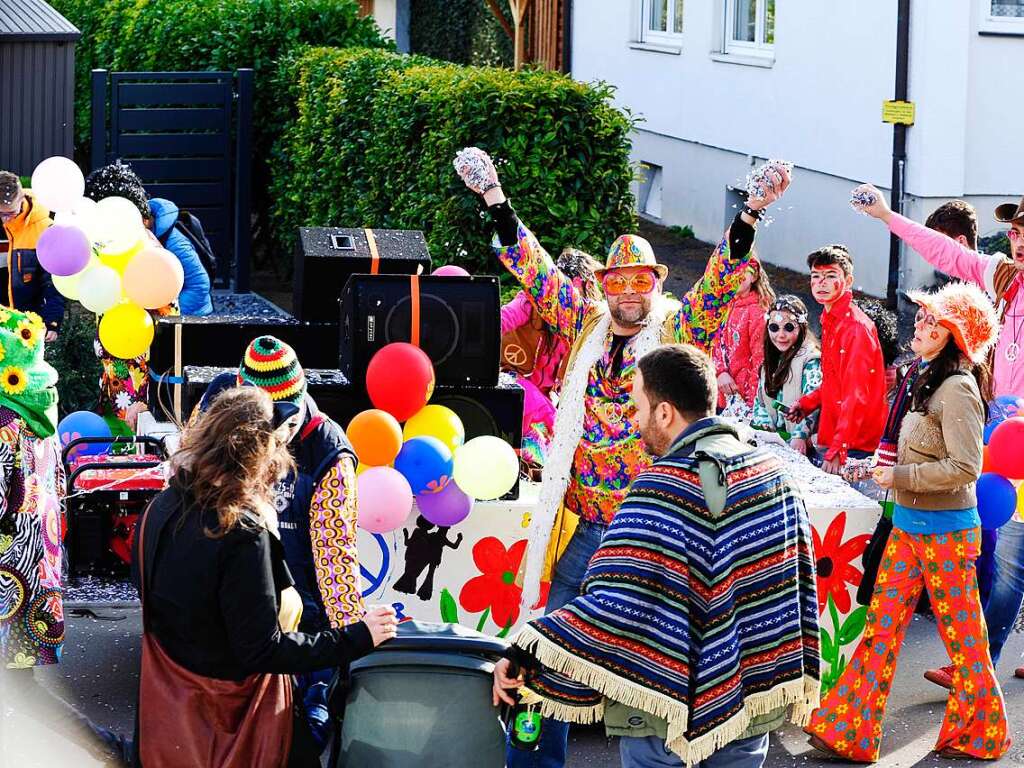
[520, 296, 676, 608]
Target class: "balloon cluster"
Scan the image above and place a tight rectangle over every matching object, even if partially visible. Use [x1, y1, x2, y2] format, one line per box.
[978, 395, 1024, 530]
[30, 157, 183, 359]
[351, 342, 519, 534]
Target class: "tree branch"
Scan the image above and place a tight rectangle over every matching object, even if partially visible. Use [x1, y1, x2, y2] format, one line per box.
[484, 0, 515, 40]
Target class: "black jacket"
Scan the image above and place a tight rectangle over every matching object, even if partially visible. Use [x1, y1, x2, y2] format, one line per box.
[133, 480, 373, 682]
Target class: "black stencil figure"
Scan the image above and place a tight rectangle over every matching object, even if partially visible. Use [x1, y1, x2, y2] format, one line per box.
[392, 516, 464, 601]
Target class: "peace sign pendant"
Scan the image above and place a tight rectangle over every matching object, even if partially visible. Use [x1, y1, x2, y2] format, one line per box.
[1007, 342, 1020, 363]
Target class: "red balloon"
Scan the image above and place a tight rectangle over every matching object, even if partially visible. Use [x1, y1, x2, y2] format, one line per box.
[989, 417, 1024, 479]
[366, 343, 435, 422]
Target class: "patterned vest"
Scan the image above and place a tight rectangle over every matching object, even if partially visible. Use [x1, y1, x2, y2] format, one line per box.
[274, 397, 355, 633]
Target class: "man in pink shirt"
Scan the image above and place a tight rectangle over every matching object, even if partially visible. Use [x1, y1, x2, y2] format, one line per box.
[852, 184, 1024, 397]
[851, 184, 1024, 685]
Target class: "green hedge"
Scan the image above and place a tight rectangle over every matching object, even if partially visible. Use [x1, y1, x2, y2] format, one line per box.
[51, 0, 391, 254]
[270, 47, 636, 276]
[45, 308, 102, 419]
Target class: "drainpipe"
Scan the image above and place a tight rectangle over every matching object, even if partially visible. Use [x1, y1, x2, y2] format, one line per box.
[562, 0, 573, 74]
[887, 0, 911, 309]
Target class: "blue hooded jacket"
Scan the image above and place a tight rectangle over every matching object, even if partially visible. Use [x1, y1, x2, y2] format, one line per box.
[148, 198, 213, 316]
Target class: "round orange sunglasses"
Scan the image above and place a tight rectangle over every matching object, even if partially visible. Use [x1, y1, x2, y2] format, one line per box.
[602, 270, 657, 296]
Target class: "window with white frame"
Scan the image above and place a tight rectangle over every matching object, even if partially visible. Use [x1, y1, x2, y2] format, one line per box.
[981, 0, 1024, 33]
[723, 0, 775, 56]
[640, 0, 684, 44]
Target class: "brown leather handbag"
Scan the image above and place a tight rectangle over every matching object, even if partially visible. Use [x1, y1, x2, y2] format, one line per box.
[500, 308, 546, 377]
[137, 502, 294, 767]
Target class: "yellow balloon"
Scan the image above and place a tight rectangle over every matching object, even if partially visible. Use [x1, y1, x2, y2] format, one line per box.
[98, 302, 154, 360]
[1017, 481, 1024, 514]
[403, 405, 465, 453]
[356, 462, 391, 476]
[99, 238, 143, 274]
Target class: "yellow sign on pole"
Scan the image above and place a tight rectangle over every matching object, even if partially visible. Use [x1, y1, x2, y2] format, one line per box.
[882, 100, 915, 125]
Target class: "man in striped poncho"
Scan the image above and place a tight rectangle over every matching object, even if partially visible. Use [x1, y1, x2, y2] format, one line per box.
[494, 345, 820, 768]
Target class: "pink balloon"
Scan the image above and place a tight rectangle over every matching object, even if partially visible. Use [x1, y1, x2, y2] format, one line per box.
[432, 265, 471, 277]
[357, 466, 413, 533]
[123, 247, 185, 309]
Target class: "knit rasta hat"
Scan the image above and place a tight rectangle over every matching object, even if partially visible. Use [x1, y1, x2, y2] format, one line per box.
[906, 281, 1000, 365]
[238, 336, 307, 405]
[0, 307, 58, 437]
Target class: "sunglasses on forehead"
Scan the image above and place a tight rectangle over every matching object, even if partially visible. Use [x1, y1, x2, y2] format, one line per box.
[602, 270, 657, 296]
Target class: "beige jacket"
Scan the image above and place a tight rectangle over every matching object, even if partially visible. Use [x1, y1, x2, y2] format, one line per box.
[892, 372, 984, 511]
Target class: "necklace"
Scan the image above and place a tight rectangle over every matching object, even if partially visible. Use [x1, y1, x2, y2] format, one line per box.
[1006, 311, 1023, 363]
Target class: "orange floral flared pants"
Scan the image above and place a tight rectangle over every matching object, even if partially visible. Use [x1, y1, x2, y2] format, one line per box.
[806, 526, 1011, 761]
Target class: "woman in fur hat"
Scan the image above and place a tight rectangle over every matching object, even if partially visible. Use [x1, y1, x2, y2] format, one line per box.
[806, 281, 1010, 762]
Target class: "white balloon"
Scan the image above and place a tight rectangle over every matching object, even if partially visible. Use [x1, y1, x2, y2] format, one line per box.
[30, 157, 85, 213]
[54, 197, 101, 242]
[94, 196, 145, 254]
[78, 264, 122, 314]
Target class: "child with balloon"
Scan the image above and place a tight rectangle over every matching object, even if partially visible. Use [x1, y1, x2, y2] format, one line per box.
[82, 164, 184, 429]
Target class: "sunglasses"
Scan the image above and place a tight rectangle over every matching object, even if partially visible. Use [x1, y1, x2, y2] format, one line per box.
[1008, 229, 1024, 241]
[768, 322, 798, 334]
[603, 270, 657, 296]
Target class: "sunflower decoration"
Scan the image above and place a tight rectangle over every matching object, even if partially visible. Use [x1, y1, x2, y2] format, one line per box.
[0, 306, 59, 438]
[1, 366, 27, 396]
[15, 319, 41, 350]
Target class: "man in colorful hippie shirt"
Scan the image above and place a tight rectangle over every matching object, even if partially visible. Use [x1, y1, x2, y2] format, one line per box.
[455, 148, 792, 767]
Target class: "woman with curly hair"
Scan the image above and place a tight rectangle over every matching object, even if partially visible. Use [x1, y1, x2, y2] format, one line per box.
[133, 386, 396, 767]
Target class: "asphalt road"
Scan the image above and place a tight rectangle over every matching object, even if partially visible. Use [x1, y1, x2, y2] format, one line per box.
[1, 606, 1023, 767]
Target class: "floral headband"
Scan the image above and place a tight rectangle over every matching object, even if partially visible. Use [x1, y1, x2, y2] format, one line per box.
[769, 298, 808, 326]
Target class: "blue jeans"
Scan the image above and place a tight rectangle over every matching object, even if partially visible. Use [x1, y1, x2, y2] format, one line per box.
[506, 518, 607, 768]
[984, 518, 1024, 666]
[295, 667, 334, 752]
[620, 733, 770, 768]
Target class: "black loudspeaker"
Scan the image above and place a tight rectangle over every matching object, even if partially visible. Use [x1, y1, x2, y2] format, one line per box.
[183, 366, 355, 422]
[148, 293, 339, 422]
[182, 369, 524, 499]
[294, 228, 433, 323]
[339, 275, 500, 387]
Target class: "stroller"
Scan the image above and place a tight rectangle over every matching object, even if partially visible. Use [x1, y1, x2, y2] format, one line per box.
[63, 435, 168, 575]
[332, 621, 510, 768]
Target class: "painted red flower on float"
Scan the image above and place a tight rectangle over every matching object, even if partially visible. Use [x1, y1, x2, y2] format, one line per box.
[460, 537, 530, 629]
[811, 511, 871, 615]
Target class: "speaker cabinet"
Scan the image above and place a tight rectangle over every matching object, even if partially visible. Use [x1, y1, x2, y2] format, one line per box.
[294, 228, 433, 323]
[339, 274, 500, 388]
[148, 295, 339, 422]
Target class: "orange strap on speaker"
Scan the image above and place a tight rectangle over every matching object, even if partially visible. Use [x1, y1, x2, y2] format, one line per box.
[365, 228, 380, 275]
[410, 274, 421, 348]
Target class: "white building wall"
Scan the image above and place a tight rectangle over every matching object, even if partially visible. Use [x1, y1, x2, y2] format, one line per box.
[571, 0, 1024, 298]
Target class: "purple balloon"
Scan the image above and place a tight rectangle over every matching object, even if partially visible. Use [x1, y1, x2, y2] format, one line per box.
[416, 480, 473, 527]
[37, 224, 92, 276]
[432, 264, 471, 277]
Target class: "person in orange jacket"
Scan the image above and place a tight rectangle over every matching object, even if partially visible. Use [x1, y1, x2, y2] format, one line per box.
[0, 172, 64, 341]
